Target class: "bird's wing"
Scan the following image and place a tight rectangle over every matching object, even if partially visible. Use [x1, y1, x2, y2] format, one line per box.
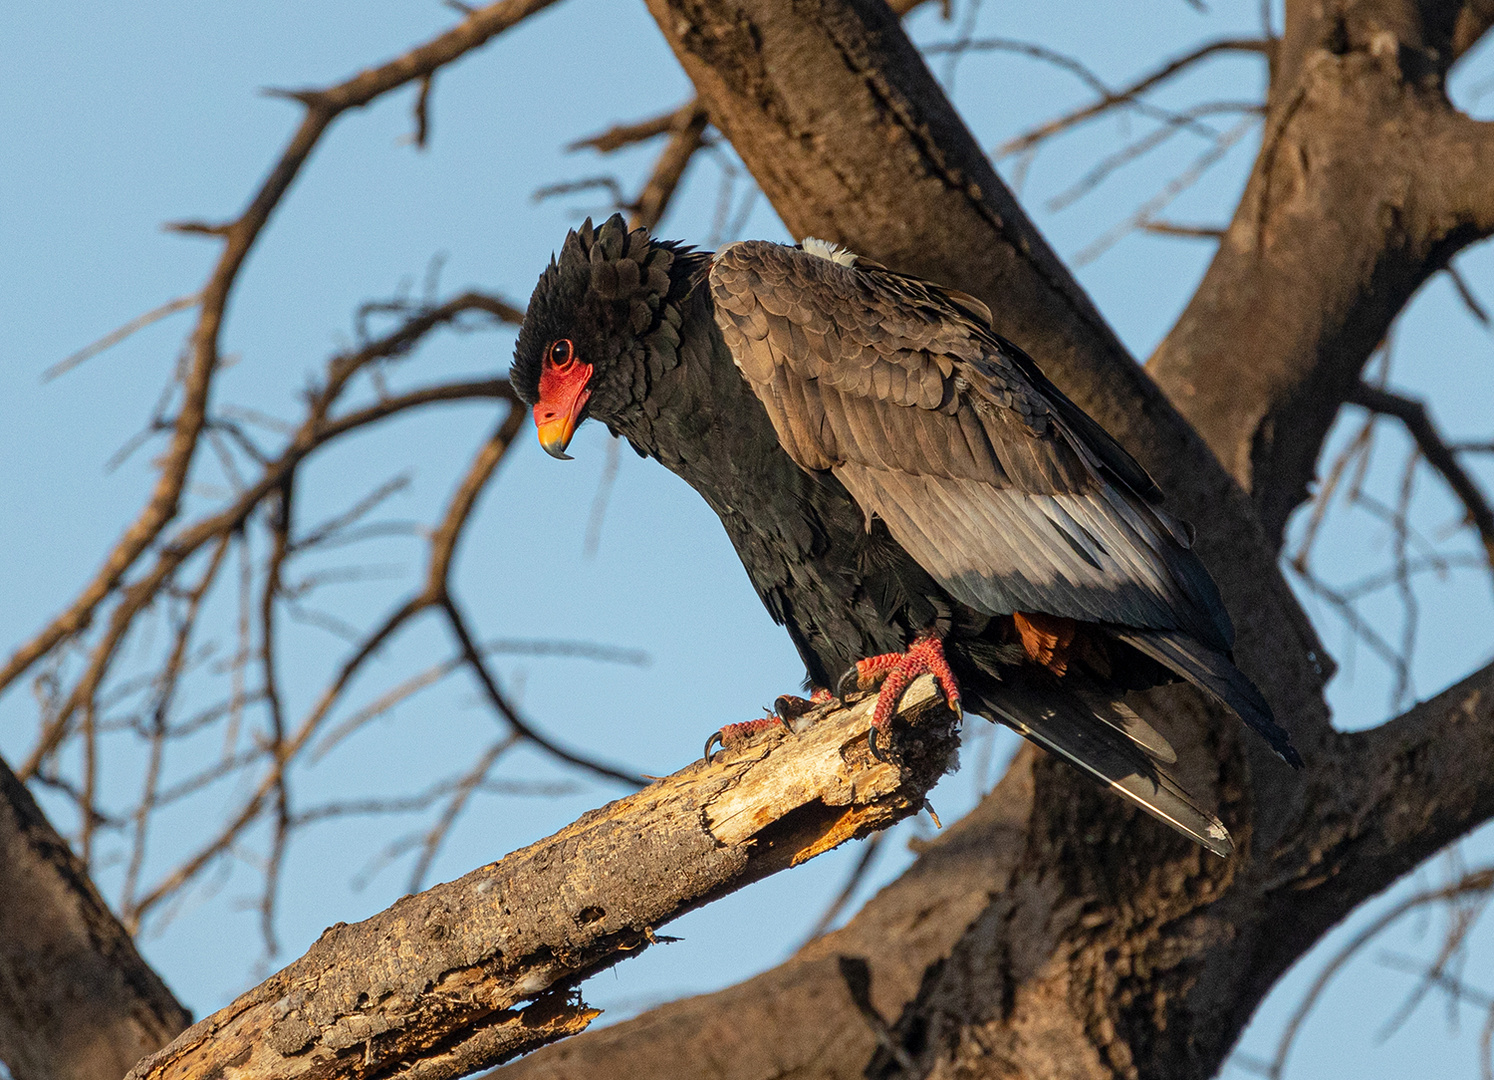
[708, 240, 1231, 648]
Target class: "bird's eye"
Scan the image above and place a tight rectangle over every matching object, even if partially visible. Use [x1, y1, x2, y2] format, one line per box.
[548, 339, 574, 370]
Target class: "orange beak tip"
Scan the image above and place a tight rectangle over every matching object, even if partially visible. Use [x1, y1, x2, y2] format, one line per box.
[535, 413, 578, 460]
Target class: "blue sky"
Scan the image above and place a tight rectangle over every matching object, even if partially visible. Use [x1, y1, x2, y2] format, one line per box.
[3, 2, 1494, 1076]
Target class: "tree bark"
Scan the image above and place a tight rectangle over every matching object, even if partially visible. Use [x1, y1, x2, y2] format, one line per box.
[123, 681, 957, 1080]
[0, 755, 191, 1080]
[1149, 0, 1494, 543]
[499, 2, 1494, 1078]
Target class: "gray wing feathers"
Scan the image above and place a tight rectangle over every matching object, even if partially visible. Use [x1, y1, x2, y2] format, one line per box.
[709, 240, 1231, 646]
[836, 463, 1204, 632]
[1110, 629, 1303, 768]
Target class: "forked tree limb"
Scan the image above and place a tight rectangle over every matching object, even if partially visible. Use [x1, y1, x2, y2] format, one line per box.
[1150, 4, 1494, 544]
[124, 680, 958, 1080]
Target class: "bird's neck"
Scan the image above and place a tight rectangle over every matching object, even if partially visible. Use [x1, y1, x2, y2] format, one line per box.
[605, 287, 805, 513]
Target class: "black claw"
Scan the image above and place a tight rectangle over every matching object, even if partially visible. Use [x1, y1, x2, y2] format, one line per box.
[867, 725, 888, 762]
[703, 731, 724, 763]
[836, 665, 862, 699]
[772, 695, 798, 727]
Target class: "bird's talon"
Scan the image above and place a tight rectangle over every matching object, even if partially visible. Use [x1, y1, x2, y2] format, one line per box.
[703, 731, 724, 763]
[836, 665, 862, 700]
[867, 725, 888, 762]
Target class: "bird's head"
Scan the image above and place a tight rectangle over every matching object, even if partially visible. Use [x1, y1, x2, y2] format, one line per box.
[512, 214, 701, 459]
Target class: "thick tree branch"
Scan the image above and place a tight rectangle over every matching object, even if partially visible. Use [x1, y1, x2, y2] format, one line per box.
[0, 755, 190, 1080]
[1453, 0, 1494, 58]
[1150, 4, 1494, 544]
[1444, 115, 1494, 234]
[125, 681, 958, 1080]
[501, 745, 1038, 1080]
[1264, 659, 1494, 966]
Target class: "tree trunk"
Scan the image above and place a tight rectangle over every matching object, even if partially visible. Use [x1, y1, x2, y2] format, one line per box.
[0, 755, 190, 1080]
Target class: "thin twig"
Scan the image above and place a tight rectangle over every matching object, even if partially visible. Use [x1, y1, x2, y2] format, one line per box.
[1268, 868, 1494, 1079]
[1073, 113, 1259, 266]
[630, 104, 709, 231]
[1348, 383, 1494, 573]
[43, 293, 201, 382]
[993, 37, 1272, 157]
[570, 100, 698, 154]
[0, 0, 547, 701]
[1448, 264, 1491, 327]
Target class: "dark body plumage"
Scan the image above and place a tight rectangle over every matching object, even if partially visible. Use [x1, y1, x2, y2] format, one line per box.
[513, 215, 1299, 855]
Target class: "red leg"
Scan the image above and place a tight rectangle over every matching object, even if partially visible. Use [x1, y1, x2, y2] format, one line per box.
[841, 635, 962, 759]
[704, 714, 785, 760]
[703, 687, 836, 761]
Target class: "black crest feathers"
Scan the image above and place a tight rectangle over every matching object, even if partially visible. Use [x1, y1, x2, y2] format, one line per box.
[511, 214, 701, 406]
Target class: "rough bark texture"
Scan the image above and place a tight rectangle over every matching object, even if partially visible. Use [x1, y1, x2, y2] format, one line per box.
[123, 680, 958, 1080]
[0, 754, 191, 1080]
[498, 2, 1494, 1078]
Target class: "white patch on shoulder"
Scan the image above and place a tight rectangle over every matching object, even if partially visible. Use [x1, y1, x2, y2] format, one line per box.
[801, 237, 858, 267]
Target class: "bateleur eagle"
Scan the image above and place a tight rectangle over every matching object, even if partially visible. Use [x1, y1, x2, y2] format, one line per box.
[512, 214, 1300, 857]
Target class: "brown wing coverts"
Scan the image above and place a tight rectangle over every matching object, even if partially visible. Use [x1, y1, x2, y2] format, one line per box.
[709, 241, 1229, 648]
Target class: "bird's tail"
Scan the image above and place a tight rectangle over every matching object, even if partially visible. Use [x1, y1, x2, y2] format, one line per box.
[964, 677, 1234, 857]
[1109, 628, 1303, 768]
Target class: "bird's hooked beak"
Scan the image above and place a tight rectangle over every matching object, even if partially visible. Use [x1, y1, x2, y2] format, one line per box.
[533, 359, 594, 460]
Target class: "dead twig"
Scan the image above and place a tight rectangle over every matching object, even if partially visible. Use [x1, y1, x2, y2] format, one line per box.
[630, 104, 709, 231]
[570, 100, 699, 154]
[1267, 867, 1494, 1080]
[43, 293, 202, 382]
[1348, 383, 1494, 573]
[988, 36, 1272, 157]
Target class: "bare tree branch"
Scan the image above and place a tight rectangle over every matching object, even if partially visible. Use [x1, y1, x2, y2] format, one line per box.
[993, 36, 1272, 157]
[43, 293, 202, 382]
[1150, 18, 1494, 544]
[0, 0, 551, 700]
[629, 104, 709, 231]
[1348, 382, 1494, 571]
[125, 681, 958, 1080]
[569, 101, 698, 154]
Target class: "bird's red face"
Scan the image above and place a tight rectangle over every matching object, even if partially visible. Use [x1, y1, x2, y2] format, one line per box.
[533, 338, 593, 460]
